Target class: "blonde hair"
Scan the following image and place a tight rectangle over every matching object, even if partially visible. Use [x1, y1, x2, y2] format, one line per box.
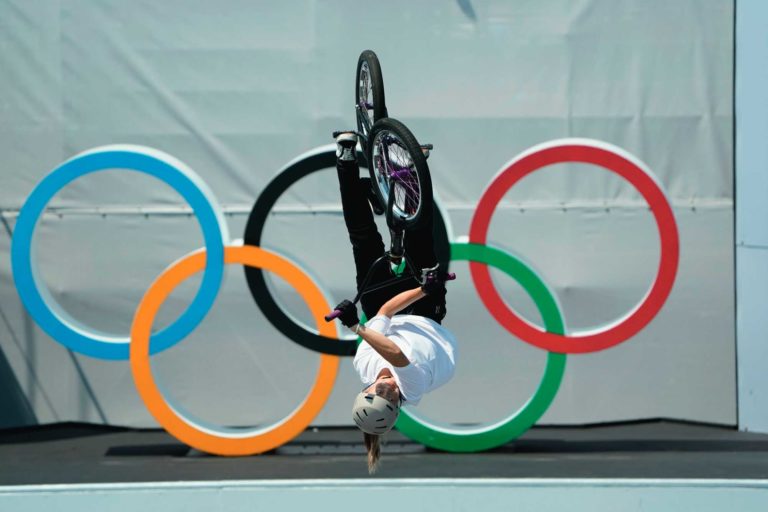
[362, 383, 400, 473]
[363, 432, 381, 473]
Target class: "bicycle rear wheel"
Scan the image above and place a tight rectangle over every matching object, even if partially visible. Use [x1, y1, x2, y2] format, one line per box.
[356, 50, 387, 156]
[368, 117, 433, 229]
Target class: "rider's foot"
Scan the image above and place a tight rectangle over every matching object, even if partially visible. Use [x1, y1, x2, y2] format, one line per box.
[360, 177, 385, 215]
[334, 131, 358, 162]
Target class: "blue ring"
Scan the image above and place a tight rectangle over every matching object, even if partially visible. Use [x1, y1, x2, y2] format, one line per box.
[11, 146, 228, 360]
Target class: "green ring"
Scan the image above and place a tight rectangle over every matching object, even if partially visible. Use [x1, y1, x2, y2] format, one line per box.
[393, 242, 567, 452]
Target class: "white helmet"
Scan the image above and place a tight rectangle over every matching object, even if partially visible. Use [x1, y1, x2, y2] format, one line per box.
[352, 392, 401, 435]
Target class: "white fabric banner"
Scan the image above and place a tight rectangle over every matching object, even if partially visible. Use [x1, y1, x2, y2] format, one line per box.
[0, 0, 734, 428]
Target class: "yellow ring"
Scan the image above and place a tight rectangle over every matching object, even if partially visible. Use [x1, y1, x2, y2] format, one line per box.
[130, 245, 339, 456]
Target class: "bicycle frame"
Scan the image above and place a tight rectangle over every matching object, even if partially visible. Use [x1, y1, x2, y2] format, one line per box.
[323, 242, 420, 322]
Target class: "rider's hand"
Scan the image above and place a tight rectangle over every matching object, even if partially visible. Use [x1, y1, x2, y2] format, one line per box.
[334, 299, 360, 329]
[420, 265, 448, 296]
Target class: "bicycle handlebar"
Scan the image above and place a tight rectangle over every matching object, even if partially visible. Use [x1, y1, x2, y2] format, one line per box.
[324, 309, 342, 322]
[324, 273, 457, 323]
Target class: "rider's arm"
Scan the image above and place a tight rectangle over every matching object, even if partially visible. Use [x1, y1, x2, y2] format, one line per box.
[377, 287, 426, 318]
[356, 321, 410, 367]
[348, 286, 427, 368]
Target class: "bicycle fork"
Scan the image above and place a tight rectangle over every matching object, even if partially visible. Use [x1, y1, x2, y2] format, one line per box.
[387, 188, 408, 265]
[389, 225, 405, 266]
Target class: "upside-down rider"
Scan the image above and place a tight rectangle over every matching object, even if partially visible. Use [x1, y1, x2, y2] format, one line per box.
[331, 131, 458, 473]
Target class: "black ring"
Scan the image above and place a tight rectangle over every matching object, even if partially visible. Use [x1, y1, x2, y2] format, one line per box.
[243, 147, 451, 356]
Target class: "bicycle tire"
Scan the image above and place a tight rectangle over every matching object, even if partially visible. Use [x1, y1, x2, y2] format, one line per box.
[355, 50, 387, 156]
[367, 117, 433, 229]
[242, 145, 452, 356]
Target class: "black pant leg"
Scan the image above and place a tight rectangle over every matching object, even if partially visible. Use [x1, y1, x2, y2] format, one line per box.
[337, 159, 390, 319]
[337, 158, 446, 323]
[403, 203, 447, 323]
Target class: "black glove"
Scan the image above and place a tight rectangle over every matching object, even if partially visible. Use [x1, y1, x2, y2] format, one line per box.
[420, 265, 448, 296]
[334, 299, 359, 328]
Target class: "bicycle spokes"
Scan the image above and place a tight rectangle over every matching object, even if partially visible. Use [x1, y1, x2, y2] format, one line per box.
[373, 133, 422, 222]
[388, 147, 421, 217]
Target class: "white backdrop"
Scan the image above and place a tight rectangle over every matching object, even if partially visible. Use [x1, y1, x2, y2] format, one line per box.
[0, 0, 734, 429]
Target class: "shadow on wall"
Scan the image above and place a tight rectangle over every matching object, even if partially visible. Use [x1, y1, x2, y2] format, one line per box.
[0, 343, 37, 428]
[457, 0, 478, 21]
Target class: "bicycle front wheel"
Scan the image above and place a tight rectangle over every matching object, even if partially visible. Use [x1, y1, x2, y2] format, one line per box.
[356, 50, 387, 154]
[368, 117, 433, 229]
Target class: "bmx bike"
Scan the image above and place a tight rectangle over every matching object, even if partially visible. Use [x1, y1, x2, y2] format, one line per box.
[326, 50, 454, 322]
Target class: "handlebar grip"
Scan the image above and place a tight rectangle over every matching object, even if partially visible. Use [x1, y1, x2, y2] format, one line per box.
[445, 272, 457, 281]
[324, 309, 342, 322]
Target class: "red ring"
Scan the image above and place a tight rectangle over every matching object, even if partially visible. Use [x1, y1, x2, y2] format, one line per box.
[469, 140, 679, 354]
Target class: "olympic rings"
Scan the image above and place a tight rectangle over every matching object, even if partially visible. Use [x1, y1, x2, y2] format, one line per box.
[242, 144, 452, 356]
[11, 138, 679, 454]
[130, 245, 339, 456]
[394, 242, 566, 452]
[469, 139, 679, 354]
[11, 145, 229, 360]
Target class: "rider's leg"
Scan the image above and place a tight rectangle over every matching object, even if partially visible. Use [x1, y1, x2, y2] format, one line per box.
[337, 161, 384, 288]
[403, 204, 447, 323]
[336, 133, 391, 318]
